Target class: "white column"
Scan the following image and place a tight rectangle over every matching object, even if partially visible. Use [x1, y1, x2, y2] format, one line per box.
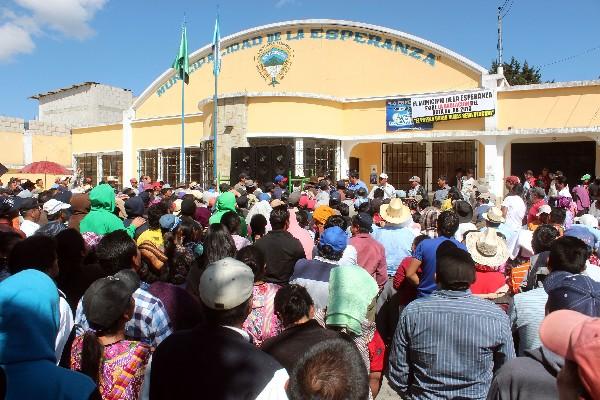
[122, 108, 134, 186]
[340, 141, 357, 178]
[294, 138, 304, 177]
[23, 129, 33, 165]
[481, 135, 507, 199]
[425, 142, 433, 193]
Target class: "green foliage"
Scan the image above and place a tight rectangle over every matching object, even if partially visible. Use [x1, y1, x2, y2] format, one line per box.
[489, 57, 543, 85]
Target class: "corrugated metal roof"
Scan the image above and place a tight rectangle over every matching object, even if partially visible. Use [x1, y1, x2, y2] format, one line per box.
[30, 82, 131, 99]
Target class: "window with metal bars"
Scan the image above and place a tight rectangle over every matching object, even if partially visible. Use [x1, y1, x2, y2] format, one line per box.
[186, 141, 214, 188]
[139, 150, 158, 181]
[74, 154, 98, 186]
[303, 139, 339, 179]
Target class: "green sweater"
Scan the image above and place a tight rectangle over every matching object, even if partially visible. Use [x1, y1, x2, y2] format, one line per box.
[79, 184, 136, 238]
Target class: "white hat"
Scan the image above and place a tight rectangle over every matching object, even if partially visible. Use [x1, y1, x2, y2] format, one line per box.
[379, 198, 411, 225]
[59, 175, 71, 182]
[186, 189, 204, 201]
[482, 207, 505, 223]
[409, 176, 420, 183]
[172, 199, 182, 215]
[575, 214, 599, 229]
[379, 173, 388, 179]
[199, 257, 254, 310]
[43, 199, 71, 215]
[465, 228, 509, 268]
[536, 205, 552, 217]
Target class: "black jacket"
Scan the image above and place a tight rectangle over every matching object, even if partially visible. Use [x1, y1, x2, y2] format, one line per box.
[254, 230, 305, 284]
[150, 325, 283, 400]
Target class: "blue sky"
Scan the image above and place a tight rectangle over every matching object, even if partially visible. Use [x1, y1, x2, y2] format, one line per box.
[1, 0, 599, 119]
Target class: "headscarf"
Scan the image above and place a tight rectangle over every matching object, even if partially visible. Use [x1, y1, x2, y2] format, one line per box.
[69, 194, 91, 232]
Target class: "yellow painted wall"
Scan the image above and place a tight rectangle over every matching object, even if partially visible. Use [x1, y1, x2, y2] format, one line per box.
[32, 135, 71, 166]
[72, 124, 123, 154]
[136, 23, 481, 119]
[0, 131, 24, 165]
[498, 85, 600, 129]
[132, 116, 204, 150]
[350, 142, 382, 186]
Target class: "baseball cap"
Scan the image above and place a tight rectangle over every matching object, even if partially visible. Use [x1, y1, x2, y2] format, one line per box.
[544, 271, 600, 316]
[505, 176, 520, 185]
[536, 204, 552, 216]
[159, 214, 180, 231]
[288, 191, 301, 206]
[352, 212, 373, 232]
[564, 226, 596, 250]
[379, 173, 388, 179]
[43, 199, 71, 215]
[162, 183, 172, 189]
[319, 226, 348, 253]
[274, 175, 285, 183]
[259, 193, 271, 202]
[329, 191, 341, 203]
[245, 179, 256, 188]
[0, 197, 18, 217]
[82, 276, 135, 331]
[540, 310, 600, 399]
[532, 187, 546, 198]
[336, 180, 346, 189]
[409, 176, 420, 183]
[18, 197, 40, 212]
[199, 257, 254, 310]
[581, 173, 592, 181]
[298, 194, 316, 210]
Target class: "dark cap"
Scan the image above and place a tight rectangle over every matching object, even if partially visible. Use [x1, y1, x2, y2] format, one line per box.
[318, 181, 329, 190]
[82, 276, 135, 331]
[453, 200, 473, 223]
[330, 190, 341, 203]
[336, 180, 346, 189]
[288, 191, 301, 206]
[17, 197, 40, 212]
[180, 198, 197, 217]
[353, 212, 373, 232]
[545, 271, 600, 316]
[0, 197, 18, 217]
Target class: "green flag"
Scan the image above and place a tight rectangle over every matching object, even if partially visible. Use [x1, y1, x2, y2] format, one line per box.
[172, 25, 189, 84]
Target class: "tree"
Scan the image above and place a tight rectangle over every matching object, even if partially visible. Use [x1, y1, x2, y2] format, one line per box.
[489, 57, 542, 85]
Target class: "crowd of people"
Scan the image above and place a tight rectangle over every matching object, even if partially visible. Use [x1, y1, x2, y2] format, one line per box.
[1, 167, 600, 400]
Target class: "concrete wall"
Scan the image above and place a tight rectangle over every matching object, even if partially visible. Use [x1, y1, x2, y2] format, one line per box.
[38, 83, 133, 127]
[0, 116, 25, 166]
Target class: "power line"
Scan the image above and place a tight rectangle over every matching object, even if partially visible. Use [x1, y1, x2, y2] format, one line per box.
[539, 45, 600, 69]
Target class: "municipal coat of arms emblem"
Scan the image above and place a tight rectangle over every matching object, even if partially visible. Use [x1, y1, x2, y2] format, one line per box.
[255, 42, 293, 86]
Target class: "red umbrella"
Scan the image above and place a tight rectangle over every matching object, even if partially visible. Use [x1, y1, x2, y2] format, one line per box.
[20, 161, 71, 189]
[20, 161, 71, 175]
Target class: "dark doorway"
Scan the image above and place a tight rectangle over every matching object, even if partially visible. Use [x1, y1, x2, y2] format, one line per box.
[511, 141, 596, 185]
[349, 157, 359, 175]
[432, 141, 477, 187]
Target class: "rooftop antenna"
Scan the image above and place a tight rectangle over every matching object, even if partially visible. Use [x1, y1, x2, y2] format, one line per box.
[497, 6, 504, 75]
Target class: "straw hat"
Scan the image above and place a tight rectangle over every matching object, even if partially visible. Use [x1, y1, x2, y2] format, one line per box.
[380, 198, 411, 225]
[466, 228, 509, 267]
[482, 207, 505, 223]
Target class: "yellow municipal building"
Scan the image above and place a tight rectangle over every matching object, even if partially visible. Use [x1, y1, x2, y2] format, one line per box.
[2, 19, 600, 196]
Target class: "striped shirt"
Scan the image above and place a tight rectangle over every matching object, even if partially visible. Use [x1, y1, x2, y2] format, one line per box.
[388, 290, 515, 400]
[509, 287, 548, 355]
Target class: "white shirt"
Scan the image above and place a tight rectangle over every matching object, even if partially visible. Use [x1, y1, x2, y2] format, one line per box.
[584, 262, 600, 282]
[502, 195, 526, 229]
[20, 219, 40, 237]
[368, 183, 396, 199]
[559, 186, 572, 198]
[55, 292, 74, 363]
[454, 222, 477, 242]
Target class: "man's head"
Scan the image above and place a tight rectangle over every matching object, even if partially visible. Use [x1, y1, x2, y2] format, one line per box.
[19, 198, 41, 222]
[199, 257, 254, 327]
[436, 245, 476, 291]
[35, 178, 43, 187]
[409, 175, 420, 188]
[532, 186, 546, 201]
[129, 177, 138, 187]
[274, 284, 314, 328]
[548, 236, 590, 274]
[269, 206, 290, 231]
[524, 170, 534, 179]
[349, 171, 359, 184]
[8, 235, 58, 278]
[96, 230, 140, 275]
[238, 172, 248, 184]
[287, 338, 369, 400]
[317, 226, 347, 261]
[43, 199, 71, 222]
[379, 173, 388, 185]
[531, 224, 560, 254]
[437, 210, 460, 238]
[555, 175, 568, 191]
[351, 212, 373, 235]
[545, 272, 600, 316]
[437, 175, 447, 188]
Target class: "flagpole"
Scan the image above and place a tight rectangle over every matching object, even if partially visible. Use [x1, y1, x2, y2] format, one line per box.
[179, 19, 186, 184]
[212, 14, 219, 185]
[213, 67, 218, 185]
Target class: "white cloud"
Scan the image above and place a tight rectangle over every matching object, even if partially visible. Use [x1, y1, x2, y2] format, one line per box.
[275, 0, 296, 8]
[0, 0, 107, 62]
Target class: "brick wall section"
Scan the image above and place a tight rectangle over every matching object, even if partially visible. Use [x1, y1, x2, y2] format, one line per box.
[0, 116, 25, 133]
[27, 120, 71, 136]
[38, 83, 133, 127]
[215, 96, 249, 177]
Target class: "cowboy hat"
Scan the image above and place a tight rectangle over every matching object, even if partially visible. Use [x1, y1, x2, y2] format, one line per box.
[379, 198, 411, 225]
[453, 200, 473, 223]
[466, 228, 509, 267]
[482, 207, 505, 223]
